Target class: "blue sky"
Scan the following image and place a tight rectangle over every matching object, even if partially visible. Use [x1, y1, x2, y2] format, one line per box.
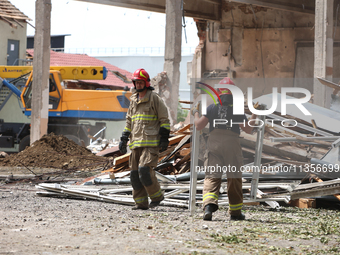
[10, 0, 199, 51]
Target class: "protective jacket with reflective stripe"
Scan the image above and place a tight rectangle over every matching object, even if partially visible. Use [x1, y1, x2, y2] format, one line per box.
[125, 89, 170, 149]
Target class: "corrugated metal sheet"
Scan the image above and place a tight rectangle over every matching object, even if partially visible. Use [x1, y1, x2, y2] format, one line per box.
[254, 93, 340, 134]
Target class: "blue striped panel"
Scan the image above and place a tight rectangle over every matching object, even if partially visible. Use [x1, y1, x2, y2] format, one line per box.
[24, 110, 127, 120]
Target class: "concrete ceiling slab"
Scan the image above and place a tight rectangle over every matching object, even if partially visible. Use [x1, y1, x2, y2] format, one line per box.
[229, 0, 315, 15]
[75, 0, 221, 20]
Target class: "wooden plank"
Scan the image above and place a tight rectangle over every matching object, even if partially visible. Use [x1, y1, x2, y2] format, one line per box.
[174, 124, 191, 134]
[158, 145, 177, 158]
[101, 163, 127, 173]
[169, 134, 187, 145]
[317, 77, 340, 90]
[178, 161, 190, 174]
[174, 152, 191, 170]
[243, 202, 260, 206]
[312, 176, 340, 201]
[290, 198, 316, 208]
[295, 135, 332, 147]
[175, 131, 191, 135]
[179, 100, 193, 104]
[0, 15, 16, 28]
[240, 132, 310, 162]
[113, 134, 187, 166]
[113, 153, 130, 166]
[179, 147, 191, 157]
[159, 135, 191, 164]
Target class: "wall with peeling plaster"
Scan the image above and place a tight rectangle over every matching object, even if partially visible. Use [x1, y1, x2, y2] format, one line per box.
[194, 2, 340, 98]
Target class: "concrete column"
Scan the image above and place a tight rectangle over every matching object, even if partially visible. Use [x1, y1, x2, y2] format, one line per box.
[192, 19, 207, 79]
[314, 0, 334, 108]
[164, 0, 182, 125]
[31, 0, 51, 144]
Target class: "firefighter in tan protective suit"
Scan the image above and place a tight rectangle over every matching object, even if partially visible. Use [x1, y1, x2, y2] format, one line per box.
[193, 77, 257, 221]
[119, 68, 170, 210]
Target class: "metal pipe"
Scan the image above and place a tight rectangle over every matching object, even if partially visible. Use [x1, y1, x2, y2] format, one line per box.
[250, 115, 266, 199]
[189, 126, 199, 215]
[271, 136, 340, 142]
[93, 172, 206, 185]
[155, 171, 177, 183]
[218, 197, 291, 205]
[267, 113, 333, 136]
[0, 77, 22, 98]
[89, 126, 107, 145]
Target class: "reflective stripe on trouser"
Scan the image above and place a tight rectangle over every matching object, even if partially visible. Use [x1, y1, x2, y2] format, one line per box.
[203, 178, 221, 209]
[133, 191, 149, 208]
[203, 129, 244, 216]
[129, 147, 163, 206]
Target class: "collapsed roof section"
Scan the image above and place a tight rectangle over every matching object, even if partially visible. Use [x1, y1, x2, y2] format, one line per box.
[0, 0, 31, 28]
[254, 93, 340, 134]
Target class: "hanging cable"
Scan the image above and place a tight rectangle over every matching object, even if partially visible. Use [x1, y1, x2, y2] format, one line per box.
[334, 1, 340, 40]
[181, 0, 187, 43]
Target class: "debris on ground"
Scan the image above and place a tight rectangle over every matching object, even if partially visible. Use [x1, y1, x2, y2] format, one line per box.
[2, 88, 340, 253]
[0, 133, 110, 180]
[2, 97, 340, 209]
[2, 185, 340, 254]
[86, 137, 118, 154]
[0, 151, 8, 158]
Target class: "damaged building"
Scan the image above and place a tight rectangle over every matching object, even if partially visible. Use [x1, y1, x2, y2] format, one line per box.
[1, 0, 340, 210]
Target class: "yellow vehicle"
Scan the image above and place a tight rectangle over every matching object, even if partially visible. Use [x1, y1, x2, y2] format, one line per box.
[0, 66, 132, 151]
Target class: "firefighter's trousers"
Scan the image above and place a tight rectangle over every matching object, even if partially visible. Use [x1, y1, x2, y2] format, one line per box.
[129, 147, 163, 208]
[202, 129, 244, 216]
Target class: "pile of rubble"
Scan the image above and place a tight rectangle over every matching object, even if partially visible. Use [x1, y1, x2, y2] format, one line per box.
[3, 101, 340, 210]
[36, 111, 340, 210]
[0, 134, 109, 181]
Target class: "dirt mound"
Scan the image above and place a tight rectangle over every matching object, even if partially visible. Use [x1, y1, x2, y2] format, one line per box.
[0, 133, 109, 171]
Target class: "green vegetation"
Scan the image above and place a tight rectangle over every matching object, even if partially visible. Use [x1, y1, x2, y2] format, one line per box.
[177, 100, 188, 123]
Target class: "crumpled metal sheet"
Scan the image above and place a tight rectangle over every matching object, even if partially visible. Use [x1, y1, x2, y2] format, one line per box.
[253, 93, 340, 133]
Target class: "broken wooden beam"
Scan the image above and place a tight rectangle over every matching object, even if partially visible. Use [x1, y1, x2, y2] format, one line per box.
[312, 176, 340, 201]
[113, 134, 187, 166]
[240, 132, 310, 162]
[290, 198, 316, 208]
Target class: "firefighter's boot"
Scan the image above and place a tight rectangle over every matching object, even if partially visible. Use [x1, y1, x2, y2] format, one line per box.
[203, 204, 217, 221]
[230, 212, 245, 221]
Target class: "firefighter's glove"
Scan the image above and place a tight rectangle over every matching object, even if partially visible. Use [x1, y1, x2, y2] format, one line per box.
[191, 101, 201, 117]
[119, 131, 130, 154]
[119, 141, 127, 154]
[159, 138, 169, 152]
[159, 127, 170, 152]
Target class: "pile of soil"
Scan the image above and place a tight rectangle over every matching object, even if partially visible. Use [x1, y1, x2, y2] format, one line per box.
[0, 133, 109, 171]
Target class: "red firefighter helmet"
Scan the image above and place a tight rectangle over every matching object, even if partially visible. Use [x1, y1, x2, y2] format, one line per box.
[217, 77, 234, 95]
[131, 68, 150, 87]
